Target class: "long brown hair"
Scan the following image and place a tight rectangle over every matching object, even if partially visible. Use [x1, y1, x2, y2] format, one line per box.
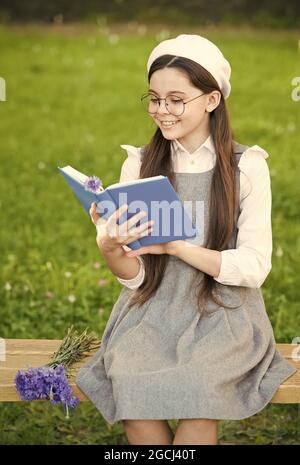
[127, 54, 242, 316]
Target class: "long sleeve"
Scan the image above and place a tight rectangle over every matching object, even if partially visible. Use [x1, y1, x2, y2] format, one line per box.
[115, 145, 146, 290]
[213, 145, 272, 288]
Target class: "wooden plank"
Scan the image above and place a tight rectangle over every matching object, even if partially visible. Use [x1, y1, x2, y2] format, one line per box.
[269, 344, 300, 402]
[0, 340, 299, 403]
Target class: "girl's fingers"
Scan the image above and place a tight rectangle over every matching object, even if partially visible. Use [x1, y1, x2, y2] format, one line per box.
[90, 203, 154, 241]
[127, 220, 154, 237]
[123, 226, 153, 245]
[89, 202, 97, 223]
[107, 203, 129, 226]
[108, 204, 142, 238]
[106, 204, 129, 237]
[90, 202, 102, 226]
[125, 210, 148, 230]
[118, 210, 149, 237]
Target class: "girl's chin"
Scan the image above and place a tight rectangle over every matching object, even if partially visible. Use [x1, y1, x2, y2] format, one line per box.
[162, 134, 179, 140]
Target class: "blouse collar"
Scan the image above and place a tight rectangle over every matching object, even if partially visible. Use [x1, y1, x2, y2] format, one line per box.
[171, 134, 216, 157]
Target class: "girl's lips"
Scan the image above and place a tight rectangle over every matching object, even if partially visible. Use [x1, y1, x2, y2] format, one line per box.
[159, 120, 180, 129]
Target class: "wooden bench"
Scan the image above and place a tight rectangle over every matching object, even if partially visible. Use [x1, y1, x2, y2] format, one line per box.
[0, 339, 299, 403]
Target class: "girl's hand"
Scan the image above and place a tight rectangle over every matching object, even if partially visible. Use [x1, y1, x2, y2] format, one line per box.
[125, 243, 168, 257]
[125, 240, 183, 257]
[89, 202, 154, 254]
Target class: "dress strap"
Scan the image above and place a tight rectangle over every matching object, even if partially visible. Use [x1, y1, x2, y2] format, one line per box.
[227, 141, 250, 249]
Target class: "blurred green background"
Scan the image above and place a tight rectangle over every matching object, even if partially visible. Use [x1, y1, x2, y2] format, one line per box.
[0, 1, 299, 445]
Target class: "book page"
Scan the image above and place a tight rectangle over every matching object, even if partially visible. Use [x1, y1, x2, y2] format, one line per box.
[109, 175, 165, 189]
[61, 166, 88, 184]
[61, 167, 165, 190]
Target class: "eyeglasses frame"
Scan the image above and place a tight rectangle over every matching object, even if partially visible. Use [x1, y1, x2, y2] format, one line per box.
[140, 92, 206, 116]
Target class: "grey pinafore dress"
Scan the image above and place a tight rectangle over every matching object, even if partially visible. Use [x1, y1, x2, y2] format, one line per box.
[76, 142, 296, 425]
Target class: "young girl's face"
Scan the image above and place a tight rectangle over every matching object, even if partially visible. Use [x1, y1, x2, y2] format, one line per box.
[148, 67, 213, 143]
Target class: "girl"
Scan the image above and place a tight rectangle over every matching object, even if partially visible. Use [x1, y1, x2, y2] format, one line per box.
[76, 34, 296, 445]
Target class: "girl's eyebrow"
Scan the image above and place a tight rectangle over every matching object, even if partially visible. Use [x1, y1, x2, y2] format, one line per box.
[148, 89, 187, 96]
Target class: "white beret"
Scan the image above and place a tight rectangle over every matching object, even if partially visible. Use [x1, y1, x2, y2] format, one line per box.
[146, 34, 231, 99]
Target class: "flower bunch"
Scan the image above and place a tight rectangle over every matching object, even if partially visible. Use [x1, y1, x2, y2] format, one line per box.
[15, 326, 101, 418]
[15, 364, 79, 418]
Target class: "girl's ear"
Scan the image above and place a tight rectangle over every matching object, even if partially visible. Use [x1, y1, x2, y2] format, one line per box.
[206, 90, 221, 112]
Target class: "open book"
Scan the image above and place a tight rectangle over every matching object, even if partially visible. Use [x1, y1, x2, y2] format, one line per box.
[58, 165, 199, 250]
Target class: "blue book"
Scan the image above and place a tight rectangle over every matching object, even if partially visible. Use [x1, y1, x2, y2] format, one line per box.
[58, 165, 199, 250]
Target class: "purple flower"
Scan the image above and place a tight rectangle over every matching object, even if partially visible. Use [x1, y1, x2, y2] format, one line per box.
[84, 175, 103, 193]
[15, 364, 79, 416]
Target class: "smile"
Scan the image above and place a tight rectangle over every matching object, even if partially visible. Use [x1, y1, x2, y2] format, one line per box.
[160, 121, 179, 128]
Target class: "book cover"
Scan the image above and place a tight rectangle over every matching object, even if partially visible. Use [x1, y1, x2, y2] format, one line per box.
[58, 165, 199, 250]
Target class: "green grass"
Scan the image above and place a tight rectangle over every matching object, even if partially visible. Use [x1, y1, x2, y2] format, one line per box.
[0, 23, 299, 445]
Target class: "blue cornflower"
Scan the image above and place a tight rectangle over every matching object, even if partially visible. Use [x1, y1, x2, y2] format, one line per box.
[84, 175, 103, 193]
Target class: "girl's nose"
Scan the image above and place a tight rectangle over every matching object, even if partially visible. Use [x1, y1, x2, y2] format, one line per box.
[156, 99, 170, 115]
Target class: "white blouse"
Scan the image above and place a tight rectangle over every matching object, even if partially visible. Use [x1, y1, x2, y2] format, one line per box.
[116, 134, 272, 290]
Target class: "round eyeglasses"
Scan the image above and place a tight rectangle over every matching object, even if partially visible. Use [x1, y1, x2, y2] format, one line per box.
[140, 92, 205, 117]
